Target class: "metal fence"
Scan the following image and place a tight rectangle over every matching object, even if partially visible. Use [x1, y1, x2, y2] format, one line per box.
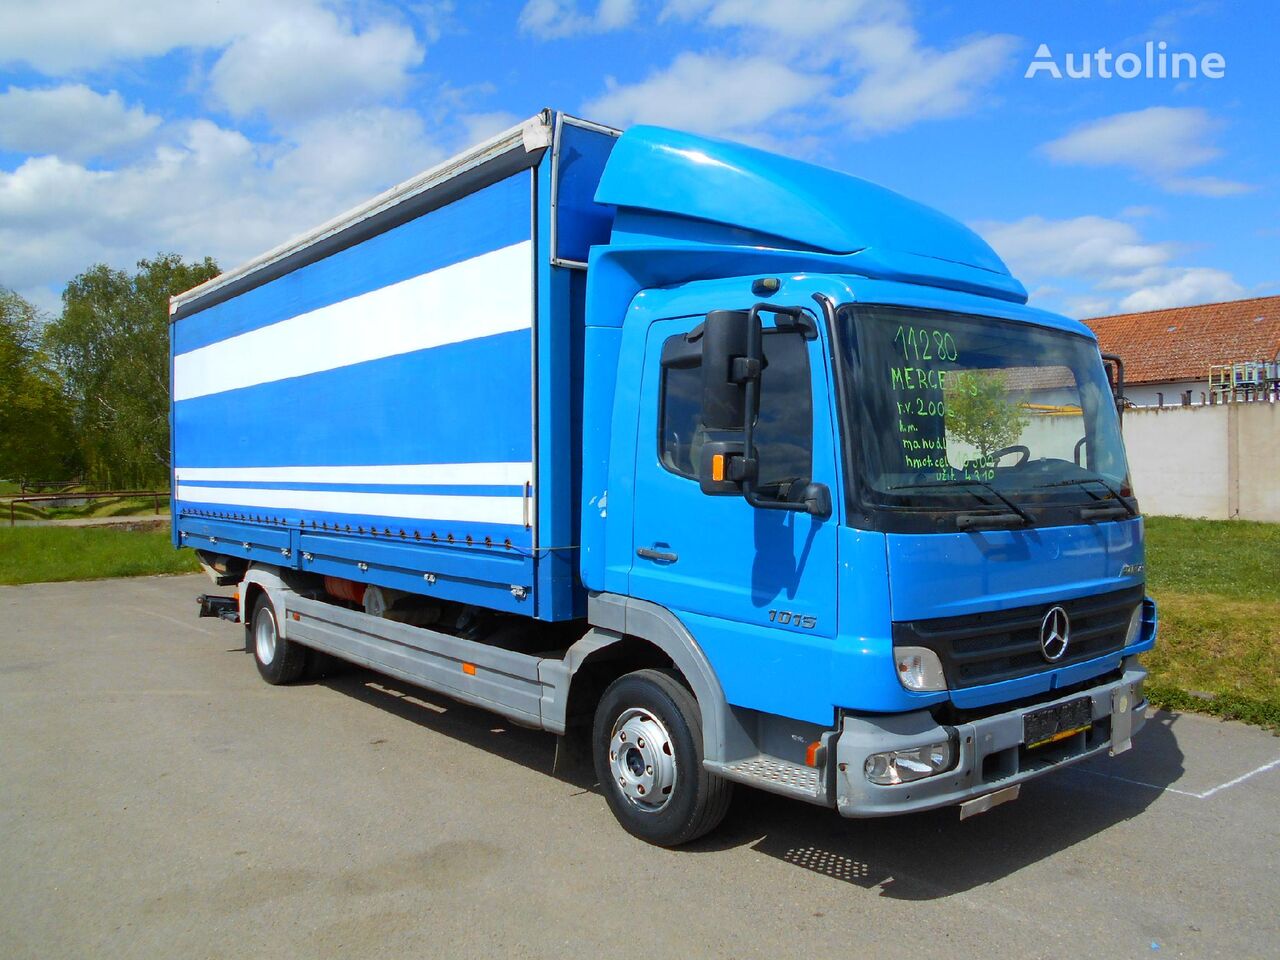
[7, 491, 169, 527]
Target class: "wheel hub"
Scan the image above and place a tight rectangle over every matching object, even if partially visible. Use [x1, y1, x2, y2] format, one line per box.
[254, 610, 277, 665]
[608, 708, 677, 812]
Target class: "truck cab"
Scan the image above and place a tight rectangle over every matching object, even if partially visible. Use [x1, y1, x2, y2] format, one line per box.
[578, 124, 1154, 823]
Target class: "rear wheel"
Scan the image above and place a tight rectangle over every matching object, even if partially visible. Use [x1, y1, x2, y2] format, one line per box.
[251, 594, 307, 685]
[592, 668, 732, 846]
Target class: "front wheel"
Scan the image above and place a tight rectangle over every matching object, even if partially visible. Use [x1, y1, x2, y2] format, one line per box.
[592, 668, 733, 846]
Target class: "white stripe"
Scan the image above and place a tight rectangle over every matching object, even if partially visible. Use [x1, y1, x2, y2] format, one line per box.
[174, 462, 532, 486]
[1197, 756, 1280, 798]
[1069, 754, 1280, 800]
[175, 484, 524, 527]
[173, 241, 532, 402]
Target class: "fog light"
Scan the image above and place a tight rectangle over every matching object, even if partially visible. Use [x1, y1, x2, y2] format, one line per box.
[1125, 604, 1144, 646]
[864, 738, 956, 785]
[894, 646, 946, 692]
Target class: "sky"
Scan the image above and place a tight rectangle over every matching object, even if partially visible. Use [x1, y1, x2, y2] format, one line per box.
[0, 0, 1275, 319]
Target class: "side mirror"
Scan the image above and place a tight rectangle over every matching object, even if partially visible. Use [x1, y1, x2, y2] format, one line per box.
[1101, 352, 1126, 424]
[693, 303, 828, 520]
[699, 309, 758, 430]
[793, 481, 833, 520]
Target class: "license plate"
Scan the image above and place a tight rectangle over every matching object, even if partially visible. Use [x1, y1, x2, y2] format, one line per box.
[1024, 696, 1093, 749]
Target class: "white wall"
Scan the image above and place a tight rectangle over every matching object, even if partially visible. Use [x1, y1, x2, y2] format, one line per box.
[1123, 401, 1279, 521]
[1125, 380, 1204, 407]
[1236, 402, 1280, 522]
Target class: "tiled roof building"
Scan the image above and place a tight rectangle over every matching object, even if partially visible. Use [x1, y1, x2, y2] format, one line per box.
[1084, 295, 1280, 404]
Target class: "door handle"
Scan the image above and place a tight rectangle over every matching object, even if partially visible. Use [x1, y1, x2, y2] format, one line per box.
[636, 546, 678, 563]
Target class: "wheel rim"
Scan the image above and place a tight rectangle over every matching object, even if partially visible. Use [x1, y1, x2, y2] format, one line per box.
[254, 608, 277, 665]
[608, 708, 677, 813]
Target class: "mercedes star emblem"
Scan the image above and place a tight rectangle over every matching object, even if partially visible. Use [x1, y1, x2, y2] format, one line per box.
[1040, 606, 1071, 662]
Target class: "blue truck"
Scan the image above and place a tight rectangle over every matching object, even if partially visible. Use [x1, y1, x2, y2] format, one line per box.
[171, 110, 1156, 846]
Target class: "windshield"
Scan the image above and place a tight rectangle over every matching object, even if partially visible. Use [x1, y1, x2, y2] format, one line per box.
[834, 303, 1133, 529]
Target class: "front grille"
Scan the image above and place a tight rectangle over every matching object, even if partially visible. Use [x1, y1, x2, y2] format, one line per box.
[893, 585, 1143, 689]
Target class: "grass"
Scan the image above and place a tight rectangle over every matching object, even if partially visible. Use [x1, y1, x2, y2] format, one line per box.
[4, 494, 169, 522]
[0, 526, 199, 585]
[1144, 516, 1278, 601]
[1142, 517, 1280, 730]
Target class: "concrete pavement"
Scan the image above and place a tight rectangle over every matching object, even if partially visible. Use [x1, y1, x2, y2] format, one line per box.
[2, 574, 1277, 960]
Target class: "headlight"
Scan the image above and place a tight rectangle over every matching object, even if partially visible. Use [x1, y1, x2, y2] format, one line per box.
[894, 646, 946, 692]
[864, 738, 956, 785]
[1125, 604, 1144, 646]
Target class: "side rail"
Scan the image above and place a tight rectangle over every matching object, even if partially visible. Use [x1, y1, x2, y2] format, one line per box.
[240, 566, 561, 730]
[285, 594, 553, 729]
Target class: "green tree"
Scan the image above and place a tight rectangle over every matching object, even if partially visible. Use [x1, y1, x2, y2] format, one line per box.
[43, 254, 219, 488]
[0, 288, 80, 482]
[944, 369, 1030, 458]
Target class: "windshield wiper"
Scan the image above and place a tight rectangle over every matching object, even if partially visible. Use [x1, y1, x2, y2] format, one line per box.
[1043, 476, 1137, 517]
[891, 478, 1035, 526]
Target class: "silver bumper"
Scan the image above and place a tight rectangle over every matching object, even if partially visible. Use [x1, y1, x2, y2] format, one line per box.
[834, 665, 1147, 818]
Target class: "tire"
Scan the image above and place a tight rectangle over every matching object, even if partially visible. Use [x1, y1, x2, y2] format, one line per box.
[305, 648, 350, 681]
[250, 593, 307, 685]
[592, 668, 733, 847]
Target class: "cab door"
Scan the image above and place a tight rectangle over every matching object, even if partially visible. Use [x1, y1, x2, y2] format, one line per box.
[628, 310, 840, 721]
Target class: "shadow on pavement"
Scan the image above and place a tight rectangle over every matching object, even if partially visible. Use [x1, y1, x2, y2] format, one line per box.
[690, 710, 1185, 899]
[317, 666, 558, 773]
[308, 660, 1184, 899]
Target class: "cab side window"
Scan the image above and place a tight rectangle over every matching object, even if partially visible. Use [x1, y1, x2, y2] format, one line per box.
[754, 332, 813, 491]
[659, 361, 702, 478]
[659, 331, 813, 492]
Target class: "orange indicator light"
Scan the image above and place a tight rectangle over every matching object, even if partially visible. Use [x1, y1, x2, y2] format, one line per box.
[805, 741, 822, 768]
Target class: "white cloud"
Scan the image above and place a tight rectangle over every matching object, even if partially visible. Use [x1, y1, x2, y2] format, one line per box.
[1162, 175, 1254, 197]
[0, 84, 161, 161]
[1042, 107, 1220, 173]
[585, 0, 1015, 141]
[691, 0, 883, 40]
[0, 2, 472, 307]
[518, 0, 639, 38]
[1041, 107, 1253, 196]
[0, 1, 428, 127]
[0, 0, 265, 73]
[1061, 295, 1115, 318]
[584, 52, 828, 138]
[270, 108, 444, 198]
[976, 213, 1244, 315]
[597, 0, 640, 30]
[0, 110, 442, 298]
[457, 111, 523, 144]
[209, 9, 424, 123]
[838, 32, 1018, 134]
[1113, 268, 1244, 312]
[978, 215, 1172, 280]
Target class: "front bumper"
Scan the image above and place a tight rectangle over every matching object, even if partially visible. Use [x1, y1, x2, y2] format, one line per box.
[833, 662, 1147, 817]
